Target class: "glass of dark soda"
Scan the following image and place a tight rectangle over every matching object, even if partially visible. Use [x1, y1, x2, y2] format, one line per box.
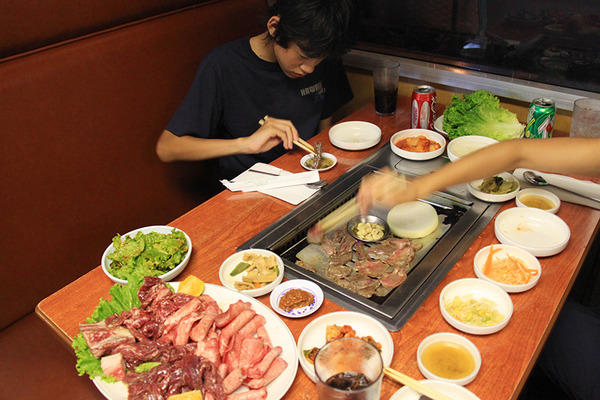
[314, 337, 383, 399]
[373, 61, 400, 116]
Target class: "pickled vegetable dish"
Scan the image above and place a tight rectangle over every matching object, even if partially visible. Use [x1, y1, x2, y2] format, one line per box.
[444, 295, 504, 327]
[483, 245, 539, 285]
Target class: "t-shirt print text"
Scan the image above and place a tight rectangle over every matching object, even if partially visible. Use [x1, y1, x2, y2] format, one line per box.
[300, 81, 326, 103]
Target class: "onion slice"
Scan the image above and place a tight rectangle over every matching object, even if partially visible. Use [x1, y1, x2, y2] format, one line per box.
[387, 201, 439, 238]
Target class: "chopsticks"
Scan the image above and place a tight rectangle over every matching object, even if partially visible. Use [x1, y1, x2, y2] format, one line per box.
[383, 367, 455, 400]
[319, 198, 359, 234]
[258, 115, 317, 156]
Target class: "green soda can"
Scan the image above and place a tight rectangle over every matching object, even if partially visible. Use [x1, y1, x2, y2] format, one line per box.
[524, 97, 556, 138]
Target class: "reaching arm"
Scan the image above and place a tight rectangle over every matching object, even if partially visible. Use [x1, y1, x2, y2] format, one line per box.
[358, 137, 600, 214]
[156, 116, 300, 162]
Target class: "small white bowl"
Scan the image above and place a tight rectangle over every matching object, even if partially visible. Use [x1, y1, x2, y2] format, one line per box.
[417, 332, 481, 386]
[439, 278, 513, 335]
[467, 172, 520, 203]
[447, 135, 498, 162]
[433, 115, 448, 137]
[494, 207, 570, 257]
[516, 188, 561, 214]
[390, 129, 446, 161]
[101, 225, 191, 284]
[219, 249, 284, 297]
[474, 244, 541, 293]
[297, 311, 394, 383]
[301, 152, 337, 171]
[328, 121, 382, 150]
[269, 279, 324, 318]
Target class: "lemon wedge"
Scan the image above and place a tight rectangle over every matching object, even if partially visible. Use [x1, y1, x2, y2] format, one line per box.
[167, 390, 203, 400]
[177, 275, 204, 296]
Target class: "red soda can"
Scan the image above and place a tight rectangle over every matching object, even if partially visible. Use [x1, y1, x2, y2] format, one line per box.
[411, 85, 437, 130]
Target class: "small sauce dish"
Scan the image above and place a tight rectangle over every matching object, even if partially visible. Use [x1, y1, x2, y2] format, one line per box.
[516, 188, 560, 213]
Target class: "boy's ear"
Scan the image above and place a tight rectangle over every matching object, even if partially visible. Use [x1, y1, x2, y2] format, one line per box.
[267, 15, 280, 37]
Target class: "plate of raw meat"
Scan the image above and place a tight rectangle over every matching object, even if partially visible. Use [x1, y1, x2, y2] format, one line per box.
[91, 280, 298, 400]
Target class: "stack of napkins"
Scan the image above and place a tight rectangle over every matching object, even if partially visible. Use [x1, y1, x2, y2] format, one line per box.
[221, 163, 320, 205]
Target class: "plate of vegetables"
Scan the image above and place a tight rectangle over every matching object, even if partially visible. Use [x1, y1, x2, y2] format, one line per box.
[467, 172, 520, 202]
[219, 249, 284, 297]
[474, 244, 541, 293]
[101, 225, 191, 284]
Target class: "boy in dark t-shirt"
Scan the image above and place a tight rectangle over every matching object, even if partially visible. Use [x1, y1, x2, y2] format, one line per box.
[157, 0, 356, 179]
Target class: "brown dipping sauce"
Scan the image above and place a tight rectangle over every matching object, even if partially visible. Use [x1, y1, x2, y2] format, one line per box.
[519, 195, 555, 210]
[279, 288, 315, 311]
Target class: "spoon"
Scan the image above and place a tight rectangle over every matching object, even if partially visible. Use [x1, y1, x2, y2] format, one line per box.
[305, 179, 328, 189]
[523, 170, 600, 201]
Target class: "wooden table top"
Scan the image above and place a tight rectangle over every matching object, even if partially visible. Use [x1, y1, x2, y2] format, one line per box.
[37, 97, 600, 400]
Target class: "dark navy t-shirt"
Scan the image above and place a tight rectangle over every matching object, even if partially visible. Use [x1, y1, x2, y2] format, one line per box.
[166, 36, 353, 179]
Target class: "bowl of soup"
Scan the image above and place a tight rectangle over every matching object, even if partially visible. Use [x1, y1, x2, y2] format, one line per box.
[516, 188, 560, 213]
[417, 332, 481, 386]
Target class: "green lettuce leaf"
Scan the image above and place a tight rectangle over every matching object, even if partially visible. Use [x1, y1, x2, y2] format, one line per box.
[73, 272, 145, 380]
[443, 90, 524, 141]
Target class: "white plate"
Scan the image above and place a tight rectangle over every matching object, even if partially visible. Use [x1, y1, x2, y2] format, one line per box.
[467, 172, 520, 203]
[494, 207, 570, 257]
[390, 129, 446, 161]
[296, 311, 394, 383]
[93, 283, 298, 400]
[433, 115, 448, 137]
[390, 379, 480, 400]
[474, 244, 541, 293]
[328, 121, 382, 150]
[439, 278, 513, 335]
[219, 249, 284, 297]
[301, 152, 337, 172]
[269, 279, 324, 318]
[101, 225, 192, 285]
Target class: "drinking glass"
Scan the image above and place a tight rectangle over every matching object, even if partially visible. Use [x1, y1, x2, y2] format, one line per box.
[314, 337, 383, 400]
[373, 61, 400, 116]
[570, 98, 600, 138]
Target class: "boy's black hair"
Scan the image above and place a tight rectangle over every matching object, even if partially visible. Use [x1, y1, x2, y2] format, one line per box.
[267, 0, 357, 59]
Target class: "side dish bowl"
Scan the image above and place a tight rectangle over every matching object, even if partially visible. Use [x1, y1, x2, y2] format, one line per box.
[101, 225, 192, 285]
[474, 244, 541, 293]
[390, 129, 446, 161]
[301, 152, 337, 172]
[516, 188, 560, 214]
[439, 278, 513, 335]
[269, 279, 324, 318]
[219, 249, 284, 297]
[467, 172, 520, 203]
[446, 135, 498, 162]
[296, 311, 394, 383]
[417, 332, 481, 386]
[347, 215, 390, 242]
[328, 121, 382, 150]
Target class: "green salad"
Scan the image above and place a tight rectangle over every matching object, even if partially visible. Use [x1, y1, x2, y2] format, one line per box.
[106, 229, 188, 280]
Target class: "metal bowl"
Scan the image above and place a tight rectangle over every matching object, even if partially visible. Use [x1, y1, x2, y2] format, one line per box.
[347, 215, 390, 243]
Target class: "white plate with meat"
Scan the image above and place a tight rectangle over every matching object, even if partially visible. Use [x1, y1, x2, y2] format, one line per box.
[93, 282, 298, 400]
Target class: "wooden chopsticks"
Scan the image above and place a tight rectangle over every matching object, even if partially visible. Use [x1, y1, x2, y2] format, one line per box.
[383, 367, 455, 400]
[258, 115, 317, 156]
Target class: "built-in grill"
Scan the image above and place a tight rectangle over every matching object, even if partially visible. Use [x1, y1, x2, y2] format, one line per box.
[239, 146, 501, 331]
